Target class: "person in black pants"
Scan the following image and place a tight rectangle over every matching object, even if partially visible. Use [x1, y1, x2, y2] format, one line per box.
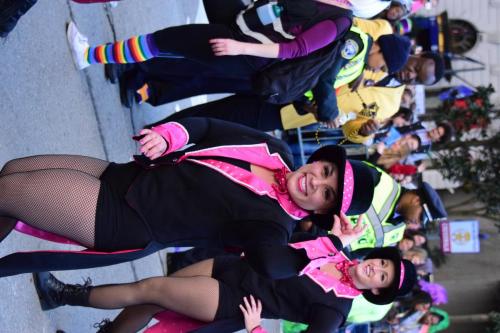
[33, 230, 417, 333]
[68, 0, 352, 104]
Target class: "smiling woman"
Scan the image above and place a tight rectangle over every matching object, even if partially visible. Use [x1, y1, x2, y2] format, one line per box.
[286, 161, 339, 213]
[33, 233, 417, 333]
[0, 117, 377, 277]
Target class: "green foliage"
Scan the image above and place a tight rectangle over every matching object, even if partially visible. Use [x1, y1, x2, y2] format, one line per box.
[432, 85, 500, 221]
[433, 133, 500, 220]
[435, 84, 496, 136]
[487, 312, 500, 333]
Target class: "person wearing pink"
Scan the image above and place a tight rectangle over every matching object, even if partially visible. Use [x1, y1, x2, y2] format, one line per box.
[0, 117, 376, 277]
[34, 216, 417, 333]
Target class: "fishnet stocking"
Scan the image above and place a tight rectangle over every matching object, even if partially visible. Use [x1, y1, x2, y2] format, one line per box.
[0, 169, 101, 247]
[0, 155, 109, 246]
[0, 155, 109, 178]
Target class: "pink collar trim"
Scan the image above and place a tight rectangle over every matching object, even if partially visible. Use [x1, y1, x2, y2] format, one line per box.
[181, 143, 291, 171]
[15, 221, 81, 245]
[180, 144, 308, 220]
[289, 237, 361, 298]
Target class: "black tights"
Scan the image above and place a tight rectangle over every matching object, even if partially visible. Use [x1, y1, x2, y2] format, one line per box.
[88, 259, 219, 333]
[0, 155, 109, 247]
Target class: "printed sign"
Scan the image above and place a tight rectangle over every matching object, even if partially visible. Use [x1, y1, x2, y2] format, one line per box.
[440, 220, 480, 253]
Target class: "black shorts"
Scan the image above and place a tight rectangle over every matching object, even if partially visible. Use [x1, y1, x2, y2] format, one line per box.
[94, 162, 152, 251]
[212, 256, 248, 321]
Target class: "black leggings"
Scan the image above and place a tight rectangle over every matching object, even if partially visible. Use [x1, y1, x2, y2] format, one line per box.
[151, 24, 266, 77]
[150, 0, 269, 78]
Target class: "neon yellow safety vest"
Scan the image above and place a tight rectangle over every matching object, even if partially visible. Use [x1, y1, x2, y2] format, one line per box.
[334, 26, 371, 89]
[347, 163, 406, 252]
[282, 295, 392, 332]
[303, 26, 371, 100]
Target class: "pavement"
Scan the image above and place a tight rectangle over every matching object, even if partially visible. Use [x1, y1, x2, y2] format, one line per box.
[0, 0, 235, 332]
[0, 1, 281, 332]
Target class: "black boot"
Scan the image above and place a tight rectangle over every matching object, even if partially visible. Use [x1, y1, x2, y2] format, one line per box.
[0, 0, 38, 38]
[118, 73, 137, 108]
[0, 218, 16, 242]
[104, 63, 134, 84]
[33, 272, 92, 310]
[93, 318, 113, 333]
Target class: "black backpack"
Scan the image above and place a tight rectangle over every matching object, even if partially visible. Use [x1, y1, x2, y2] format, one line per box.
[253, 37, 347, 104]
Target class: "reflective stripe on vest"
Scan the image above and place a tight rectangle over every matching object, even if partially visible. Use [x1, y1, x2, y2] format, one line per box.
[236, 1, 295, 44]
[303, 26, 369, 101]
[347, 165, 405, 251]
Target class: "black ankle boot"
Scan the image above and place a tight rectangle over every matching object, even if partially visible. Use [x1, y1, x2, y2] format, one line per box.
[0, 218, 16, 242]
[0, 0, 38, 38]
[93, 318, 113, 333]
[33, 272, 92, 310]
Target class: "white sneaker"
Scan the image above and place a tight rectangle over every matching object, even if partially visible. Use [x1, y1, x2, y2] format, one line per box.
[66, 21, 90, 70]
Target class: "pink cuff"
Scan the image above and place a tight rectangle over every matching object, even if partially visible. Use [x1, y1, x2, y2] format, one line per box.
[251, 326, 267, 333]
[151, 122, 189, 157]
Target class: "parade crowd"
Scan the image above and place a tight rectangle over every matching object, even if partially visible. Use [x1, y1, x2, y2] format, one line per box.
[0, 0, 453, 332]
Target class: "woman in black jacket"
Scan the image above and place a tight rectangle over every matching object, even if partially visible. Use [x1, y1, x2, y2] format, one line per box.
[34, 221, 417, 333]
[0, 117, 375, 277]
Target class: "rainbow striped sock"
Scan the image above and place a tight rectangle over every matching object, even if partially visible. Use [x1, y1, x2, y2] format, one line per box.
[85, 34, 158, 64]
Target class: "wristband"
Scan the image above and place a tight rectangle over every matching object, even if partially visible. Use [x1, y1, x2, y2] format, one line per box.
[251, 325, 265, 333]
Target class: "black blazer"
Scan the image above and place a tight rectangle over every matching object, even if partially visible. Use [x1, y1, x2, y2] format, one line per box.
[127, 117, 301, 249]
[0, 118, 301, 277]
[193, 235, 352, 333]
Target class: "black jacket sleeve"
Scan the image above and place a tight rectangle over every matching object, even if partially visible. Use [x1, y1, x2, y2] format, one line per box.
[311, 61, 344, 121]
[141, 116, 293, 167]
[304, 305, 345, 333]
[244, 244, 309, 279]
[171, 117, 276, 147]
[243, 235, 344, 279]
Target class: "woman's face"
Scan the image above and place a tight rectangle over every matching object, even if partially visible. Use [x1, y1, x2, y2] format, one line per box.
[398, 135, 420, 151]
[398, 238, 415, 252]
[350, 258, 395, 291]
[428, 126, 445, 142]
[392, 116, 409, 127]
[286, 161, 339, 213]
[404, 252, 425, 265]
[386, 5, 405, 21]
[413, 234, 426, 247]
[423, 313, 441, 325]
[415, 302, 431, 312]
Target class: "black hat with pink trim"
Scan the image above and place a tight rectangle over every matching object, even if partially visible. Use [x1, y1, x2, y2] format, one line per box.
[363, 247, 417, 305]
[307, 145, 375, 230]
